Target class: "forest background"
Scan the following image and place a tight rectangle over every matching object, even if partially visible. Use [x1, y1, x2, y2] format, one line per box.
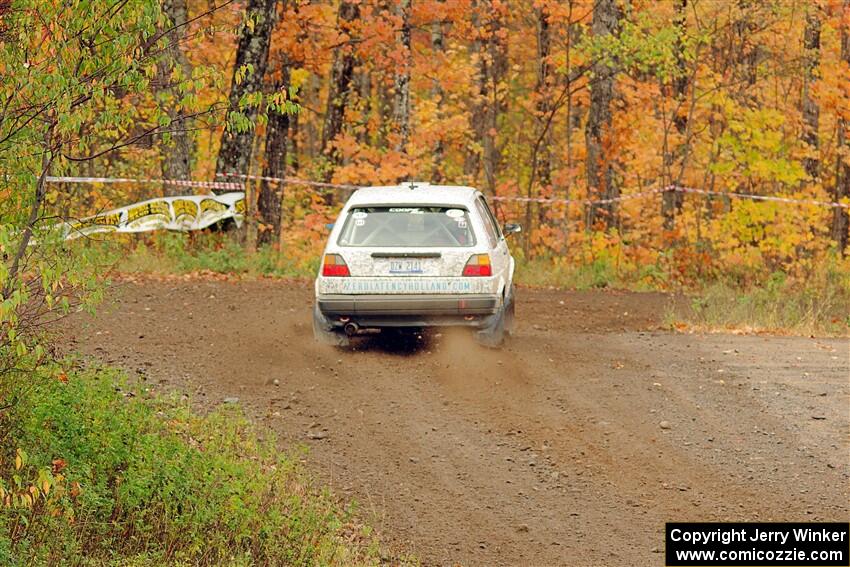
[45, 0, 850, 333]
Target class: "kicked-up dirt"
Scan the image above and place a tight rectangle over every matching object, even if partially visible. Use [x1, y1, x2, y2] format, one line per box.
[59, 278, 849, 566]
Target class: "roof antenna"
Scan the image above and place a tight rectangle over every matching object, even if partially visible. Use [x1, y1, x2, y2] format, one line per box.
[408, 181, 416, 191]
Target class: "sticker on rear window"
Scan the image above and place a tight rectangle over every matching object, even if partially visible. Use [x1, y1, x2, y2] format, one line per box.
[352, 211, 368, 219]
[355, 219, 365, 226]
[445, 209, 464, 218]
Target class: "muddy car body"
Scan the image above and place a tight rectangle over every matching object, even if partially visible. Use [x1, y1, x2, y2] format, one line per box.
[313, 182, 519, 347]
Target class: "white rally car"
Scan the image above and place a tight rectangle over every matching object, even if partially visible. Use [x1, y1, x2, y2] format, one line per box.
[313, 182, 520, 347]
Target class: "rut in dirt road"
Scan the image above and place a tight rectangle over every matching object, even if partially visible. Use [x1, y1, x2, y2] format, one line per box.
[61, 278, 850, 567]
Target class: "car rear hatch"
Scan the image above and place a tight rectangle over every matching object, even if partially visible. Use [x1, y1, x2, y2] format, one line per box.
[335, 205, 477, 278]
[341, 249, 472, 277]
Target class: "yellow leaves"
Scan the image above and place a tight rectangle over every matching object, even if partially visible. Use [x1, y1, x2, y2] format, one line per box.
[1, 448, 71, 514]
[289, 68, 310, 91]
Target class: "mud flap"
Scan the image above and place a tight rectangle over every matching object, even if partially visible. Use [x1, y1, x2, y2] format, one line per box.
[475, 285, 515, 347]
[504, 284, 516, 336]
[312, 304, 350, 347]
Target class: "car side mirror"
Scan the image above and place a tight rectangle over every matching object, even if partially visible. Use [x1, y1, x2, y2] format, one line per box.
[503, 223, 521, 236]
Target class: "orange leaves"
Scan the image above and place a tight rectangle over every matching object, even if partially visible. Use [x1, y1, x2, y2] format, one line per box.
[330, 138, 416, 188]
[2, 448, 70, 516]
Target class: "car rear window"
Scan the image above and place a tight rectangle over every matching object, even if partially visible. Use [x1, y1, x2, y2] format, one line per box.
[337, 206, 476, 247]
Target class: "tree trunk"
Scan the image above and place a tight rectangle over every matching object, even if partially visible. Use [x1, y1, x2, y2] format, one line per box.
[214, 0, 277, 182]
[562, 3, 577, 255]
[465, 0, 506, 194]
[483, 3, 507, 195]
[157, 0, 194, 193]
[304, 73, 322, 162]
[802, 8, 820, 180]
[464, 3, 485, 180]
[376, 74, 393, 149]
[258, 68, 290, 247]
[662, 0, 687, 230]
[355, 69, 372, 146]
[392, 0, 411, 155]
[832, 0, 850, 253]
[320, 0, 359, 182]
[534, 4, 552, 227]
[431, 16, 445, 181]
[728, 1, 760, 103]
[533, 4, 552, 191]
[585, 0, 620, 230]
[523, 3, 552, 255]
[289, 98, 300, 173]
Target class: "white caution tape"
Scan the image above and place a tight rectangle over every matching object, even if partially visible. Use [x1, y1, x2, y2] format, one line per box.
[47, 174, 850, 210]
[216, 172, 360, 191]
[218, 174, 849, 209]
[490, 188, 670, 205]
[60, 192, 245, 240]
[492, 186, 849, 208]
[669, 185, 849, 209]
[47, 176, 244, 191]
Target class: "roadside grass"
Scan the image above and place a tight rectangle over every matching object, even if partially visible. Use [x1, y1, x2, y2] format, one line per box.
[75, 232, 850, 336]
[514, 256, 668, 291]
[671, 274, 850, 337]
[81, 232, 317, 278]
[0, 362, 382, 566]
[516, 252, 850, 337]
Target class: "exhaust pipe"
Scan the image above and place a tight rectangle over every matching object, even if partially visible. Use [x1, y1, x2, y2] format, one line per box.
[343, 322, 359, 336]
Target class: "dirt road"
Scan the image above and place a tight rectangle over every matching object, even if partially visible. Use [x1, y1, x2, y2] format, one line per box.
[60, 278, 849, 566]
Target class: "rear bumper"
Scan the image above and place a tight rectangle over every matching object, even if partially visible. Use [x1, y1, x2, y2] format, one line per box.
[318, 293, 499, 316]
[316, 293, 500, 329]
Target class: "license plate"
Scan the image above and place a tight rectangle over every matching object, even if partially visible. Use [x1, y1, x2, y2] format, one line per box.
[389, 260, 423, 274]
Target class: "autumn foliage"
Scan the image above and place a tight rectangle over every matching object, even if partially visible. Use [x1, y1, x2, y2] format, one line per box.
[4, 0, 850, 291]
[29, 0, 848, 290]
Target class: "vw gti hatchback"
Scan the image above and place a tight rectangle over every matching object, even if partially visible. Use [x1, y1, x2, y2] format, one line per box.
[313, 182, 520, 347]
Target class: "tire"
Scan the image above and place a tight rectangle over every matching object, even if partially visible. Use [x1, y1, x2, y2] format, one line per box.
[312, 304, 350, 347]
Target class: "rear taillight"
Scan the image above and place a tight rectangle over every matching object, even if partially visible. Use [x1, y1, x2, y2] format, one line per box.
[462, 254, 492, 277]
[322, 254, 350, 277]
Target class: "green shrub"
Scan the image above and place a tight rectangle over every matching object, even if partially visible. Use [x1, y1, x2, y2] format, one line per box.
[80, 232, 318, 278]
[680, 266, 850, 336]
[516, 254, 637, 290]
[0, 364, 378, 566]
